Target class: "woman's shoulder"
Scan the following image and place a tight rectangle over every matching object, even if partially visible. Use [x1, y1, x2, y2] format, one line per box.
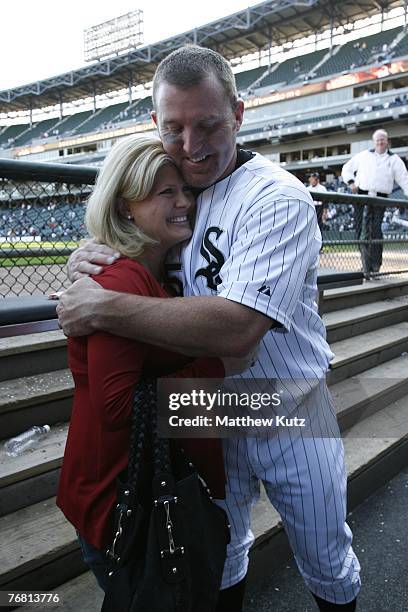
[92, 257, 166, 297]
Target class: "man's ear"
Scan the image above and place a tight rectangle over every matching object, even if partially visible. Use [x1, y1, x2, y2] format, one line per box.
[234, 100, 244, 132]
[151, 110, 158, 127]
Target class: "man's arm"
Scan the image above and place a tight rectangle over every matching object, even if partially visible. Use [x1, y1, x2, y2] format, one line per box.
[57, 278, 271, 357]
[392, 155, 408, 197]
[341, 155, 359, 192]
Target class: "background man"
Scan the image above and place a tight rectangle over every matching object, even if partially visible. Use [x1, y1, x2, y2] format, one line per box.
[58, 46, 360, 611]
[307, 171, 328, 231]
[341, 129, 408, 277]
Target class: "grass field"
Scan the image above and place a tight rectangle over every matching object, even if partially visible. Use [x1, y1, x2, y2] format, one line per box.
[0, 241, 79, 267]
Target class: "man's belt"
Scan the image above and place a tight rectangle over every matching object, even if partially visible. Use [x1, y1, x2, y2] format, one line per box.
[358, 189, 388, 198]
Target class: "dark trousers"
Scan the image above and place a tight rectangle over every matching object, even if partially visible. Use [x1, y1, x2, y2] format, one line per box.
[77, 532, 109, 592]
[354, 190, 387, 275]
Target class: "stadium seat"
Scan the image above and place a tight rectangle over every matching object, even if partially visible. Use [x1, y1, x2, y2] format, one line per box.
[0, 124, 30, 148]
[13, 118, 61, 147]
[74, 101, 129, 135]
[235, 66, 267, 91]
[55, 110, 93, 136]
[257, 49, 327, 89]
[315, 26, 402, 79]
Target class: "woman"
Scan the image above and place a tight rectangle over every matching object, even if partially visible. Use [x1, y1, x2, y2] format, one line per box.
[56, 135, 228, 592]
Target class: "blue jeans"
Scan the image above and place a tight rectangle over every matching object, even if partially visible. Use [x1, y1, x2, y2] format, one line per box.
[77, 532, 109, 592]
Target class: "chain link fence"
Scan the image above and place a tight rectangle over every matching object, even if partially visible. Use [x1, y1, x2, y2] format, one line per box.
[0, 159, 407, 297]
[313, 190, 408, 279]
[0, 160, 95, 297]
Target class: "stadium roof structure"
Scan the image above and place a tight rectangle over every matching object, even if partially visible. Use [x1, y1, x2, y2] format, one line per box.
[1, 0, 406, 113]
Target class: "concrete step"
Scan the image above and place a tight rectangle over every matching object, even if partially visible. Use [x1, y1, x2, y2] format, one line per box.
[322, 277, 408, 313]
[2, 354, 408, 518]
[0, 369, 73, 441]
[48, 571, 104, 612]
[0, 331, 67, 382]
[324, 296, 408, 343]
[328, 322, 408, 384]
[8, 393, 407, 604]
[0, 496, 85, 592]
[0, 423, 68, 517]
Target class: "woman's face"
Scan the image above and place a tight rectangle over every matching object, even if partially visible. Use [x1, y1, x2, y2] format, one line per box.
[126, 164, 195, 251]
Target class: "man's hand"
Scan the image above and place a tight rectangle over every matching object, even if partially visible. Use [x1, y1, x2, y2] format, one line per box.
[350, 183, 358, 194]
[67, 239, 120, 282]
[57, 277, 106, 336]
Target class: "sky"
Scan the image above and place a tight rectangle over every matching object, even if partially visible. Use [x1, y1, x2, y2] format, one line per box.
[1, 0, 262, 90]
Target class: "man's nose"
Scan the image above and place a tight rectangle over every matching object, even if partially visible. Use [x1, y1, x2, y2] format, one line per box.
[182, 128, 203, 157]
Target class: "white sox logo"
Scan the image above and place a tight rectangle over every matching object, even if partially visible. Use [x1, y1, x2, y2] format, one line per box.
[195, 227, 225, 290]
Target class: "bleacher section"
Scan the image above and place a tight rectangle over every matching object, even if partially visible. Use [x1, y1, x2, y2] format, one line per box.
[0, 124, 29, 148]
[258, 49, 327, 89]
[52, 110, 93, 136]
[315, 27, 402, 79]
[392, 29, 408, 57]
[74, 101, 129, 135]
[13, 118, 61, 147]
[128, 96, 153, 116]
[235, 66, 266, 91]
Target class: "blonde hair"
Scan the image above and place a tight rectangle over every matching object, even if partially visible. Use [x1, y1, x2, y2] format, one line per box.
[85, 134, 175, 259]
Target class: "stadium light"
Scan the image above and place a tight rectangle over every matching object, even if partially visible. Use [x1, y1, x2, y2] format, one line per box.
[84, 10, 144, 63]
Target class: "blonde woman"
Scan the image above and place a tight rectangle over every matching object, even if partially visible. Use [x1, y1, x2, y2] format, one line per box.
[56, 135, 226, 591]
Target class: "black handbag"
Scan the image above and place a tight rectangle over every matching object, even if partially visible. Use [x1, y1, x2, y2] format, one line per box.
[102, 379, 230, 612]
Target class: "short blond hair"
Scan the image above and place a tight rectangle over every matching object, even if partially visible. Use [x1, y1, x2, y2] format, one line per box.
[85, 135, 175, 259]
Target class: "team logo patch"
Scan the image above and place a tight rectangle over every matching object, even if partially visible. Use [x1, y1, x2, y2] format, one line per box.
[195, 226, 225, 290]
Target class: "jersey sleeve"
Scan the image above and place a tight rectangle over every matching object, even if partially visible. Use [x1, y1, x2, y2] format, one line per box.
[217, 190, 318, 331]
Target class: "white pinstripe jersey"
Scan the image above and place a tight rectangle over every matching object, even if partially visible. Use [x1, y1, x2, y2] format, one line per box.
[168, 152, 334, 379]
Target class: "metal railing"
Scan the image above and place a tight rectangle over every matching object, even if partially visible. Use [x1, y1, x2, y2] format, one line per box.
[0, 158, 407, 297]
[310, 190, 408, 280]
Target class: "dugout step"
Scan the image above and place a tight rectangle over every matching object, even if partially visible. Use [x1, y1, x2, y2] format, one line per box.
[0, 369, 73, 441]
[1, 355, 408, 516]
[0, 423, 68, 517]
[331, 354, 408, 431]
[47, 570, 104, 612]
[323, 295, 408, 343]
[0, 330, 67, 382]
[322, 277, 408, 313]
[328, 322, 408, 384]
[0, 496, 85, 592]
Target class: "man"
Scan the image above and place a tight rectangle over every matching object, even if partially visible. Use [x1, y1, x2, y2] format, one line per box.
[58, 46, 360, 611]
[341, 129, 408, 278]
[307, 172, 328, 231]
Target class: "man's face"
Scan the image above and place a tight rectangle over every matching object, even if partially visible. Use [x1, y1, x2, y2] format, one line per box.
[152, 74, 244, 189]
[309, 176, 318, 187]
[373, 133, 388, 154]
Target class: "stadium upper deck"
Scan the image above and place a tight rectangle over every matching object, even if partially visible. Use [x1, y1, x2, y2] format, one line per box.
[0, 0, 407, 180]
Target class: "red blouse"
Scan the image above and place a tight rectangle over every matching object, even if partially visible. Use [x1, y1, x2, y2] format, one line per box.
[56, 257, 225, 550]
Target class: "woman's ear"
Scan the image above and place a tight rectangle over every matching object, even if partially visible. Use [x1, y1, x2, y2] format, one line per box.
[117, 197, 133, 220]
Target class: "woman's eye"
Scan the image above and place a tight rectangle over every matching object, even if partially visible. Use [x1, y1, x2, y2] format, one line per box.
[159, 188, 173, 195]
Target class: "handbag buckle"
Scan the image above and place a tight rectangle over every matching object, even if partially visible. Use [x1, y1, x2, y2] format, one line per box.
[160, 545, 185, 559]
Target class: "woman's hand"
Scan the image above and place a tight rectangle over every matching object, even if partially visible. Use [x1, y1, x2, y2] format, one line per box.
[67, 239, 120, 282]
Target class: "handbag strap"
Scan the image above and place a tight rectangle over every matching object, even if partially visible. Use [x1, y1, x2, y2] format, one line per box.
[128, 378, 171, 491]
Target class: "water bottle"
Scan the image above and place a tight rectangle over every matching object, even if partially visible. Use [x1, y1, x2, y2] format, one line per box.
[4, 425, 51, 457]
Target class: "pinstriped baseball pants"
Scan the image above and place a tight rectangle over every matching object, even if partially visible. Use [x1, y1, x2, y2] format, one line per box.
[214, 383, 361, 604]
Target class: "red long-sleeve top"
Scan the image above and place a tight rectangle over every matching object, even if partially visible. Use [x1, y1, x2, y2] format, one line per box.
[56, 257, 225, 550]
